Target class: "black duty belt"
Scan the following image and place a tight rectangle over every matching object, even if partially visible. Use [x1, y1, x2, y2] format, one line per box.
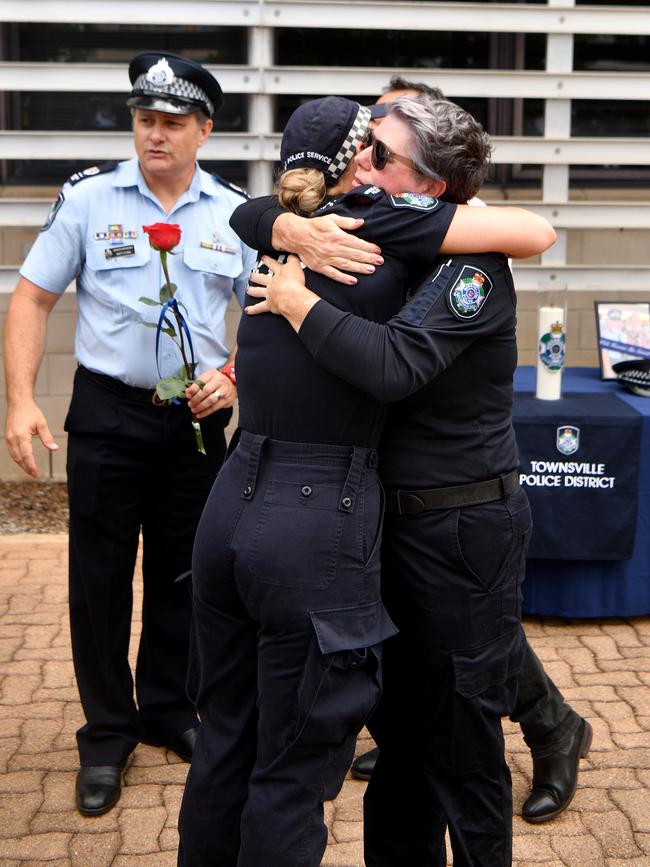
[78, 365, 162, 406]
[387, 468, 520, 515]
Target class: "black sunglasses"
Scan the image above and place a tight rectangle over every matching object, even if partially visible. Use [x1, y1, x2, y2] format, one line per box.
[364, 129, 418, 172]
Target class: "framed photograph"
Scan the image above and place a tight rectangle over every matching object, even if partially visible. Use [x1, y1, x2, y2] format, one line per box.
[595, 301, 650, 380]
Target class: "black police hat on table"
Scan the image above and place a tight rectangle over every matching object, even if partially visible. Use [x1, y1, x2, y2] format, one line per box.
[612, 359, 650, 397]
[280, 96, 372, 187]
[127, 52, 224, 118]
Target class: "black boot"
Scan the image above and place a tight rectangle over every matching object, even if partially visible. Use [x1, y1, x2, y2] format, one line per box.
[142, 725, 199, 762]
[351, 746, 379, 781]
[522, 718, 593, 823]
[75, 766, 122, 816]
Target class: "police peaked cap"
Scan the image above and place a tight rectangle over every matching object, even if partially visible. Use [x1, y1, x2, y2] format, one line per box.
[127, 52, 224, 118]
[612, 359, 650, 397]
[281, 97, 372, 187]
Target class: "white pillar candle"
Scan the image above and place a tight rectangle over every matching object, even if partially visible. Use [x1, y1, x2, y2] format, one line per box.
[536, 306, 566, 400]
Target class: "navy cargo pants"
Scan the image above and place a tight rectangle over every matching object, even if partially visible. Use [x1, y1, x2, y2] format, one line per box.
[364, 486, 532, 867]
[178, 432, 396, 867]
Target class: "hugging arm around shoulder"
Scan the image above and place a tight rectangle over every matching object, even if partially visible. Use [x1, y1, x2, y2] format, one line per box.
[230, 196, 283, 252]
[298, 255, 514, 402]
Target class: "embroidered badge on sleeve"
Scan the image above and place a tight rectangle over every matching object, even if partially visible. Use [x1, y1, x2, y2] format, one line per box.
[41, 192, 65, 232]
[389, 192, 439, 211]
[447, 265, 493, 319]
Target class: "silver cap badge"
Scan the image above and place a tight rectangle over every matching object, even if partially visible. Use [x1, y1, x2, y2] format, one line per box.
[146, 58, 175, 87]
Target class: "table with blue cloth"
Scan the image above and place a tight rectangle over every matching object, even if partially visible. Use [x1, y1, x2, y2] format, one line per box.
[514, 366, 649, 618]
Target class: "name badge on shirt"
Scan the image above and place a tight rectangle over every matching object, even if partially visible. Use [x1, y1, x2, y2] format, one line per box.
[105, 244, 136, 259]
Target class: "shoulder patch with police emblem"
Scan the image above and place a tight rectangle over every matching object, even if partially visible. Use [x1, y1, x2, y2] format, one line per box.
[40, 192, 65, 232]
[447, 265, 493, 319]
[213, 174, 250, 200]
[67, 161, 118, 186]
[389, 192, 439, 211]
[329, 185, 384, 210]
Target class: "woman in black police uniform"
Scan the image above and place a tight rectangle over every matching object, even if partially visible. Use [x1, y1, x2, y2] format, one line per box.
[244, 97, 558, 867]
[178, 97, 555, 867]
[178, 96, 451, 867]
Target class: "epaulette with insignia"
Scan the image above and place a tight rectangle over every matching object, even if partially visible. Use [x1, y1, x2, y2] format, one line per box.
[338, 184, 384, 203]
[389, 192, 439, 211]
[356, 185, 383, 199]
[314, 200, 336, 215]
[67, 161, 119, 186]
[328, 185, 385, 211]
[212, 174, 250, 200]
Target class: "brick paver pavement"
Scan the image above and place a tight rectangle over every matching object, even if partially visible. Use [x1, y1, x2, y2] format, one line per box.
[1, 534, 649, 866]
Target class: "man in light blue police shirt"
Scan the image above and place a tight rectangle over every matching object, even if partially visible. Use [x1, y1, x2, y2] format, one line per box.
[3, 52, 256, 817]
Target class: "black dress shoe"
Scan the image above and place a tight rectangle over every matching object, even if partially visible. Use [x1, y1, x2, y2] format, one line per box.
[75, 766, 122, 816]
[351, 747, 379, 781]
[522, 718, 593, 824]
[143, 726, 199, 762]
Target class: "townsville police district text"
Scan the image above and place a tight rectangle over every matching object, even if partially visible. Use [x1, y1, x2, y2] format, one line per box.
[520, 461, 615, 489]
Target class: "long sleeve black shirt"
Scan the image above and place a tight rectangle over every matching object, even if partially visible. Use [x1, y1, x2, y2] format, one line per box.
[297, 252, 520, 487]
[230, 186, 457, 447]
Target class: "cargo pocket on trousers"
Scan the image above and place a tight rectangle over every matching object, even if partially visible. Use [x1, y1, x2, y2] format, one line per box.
[445, 626, 526, 771]
[452, 625, 525, 704]
[292, 600, 398, 745]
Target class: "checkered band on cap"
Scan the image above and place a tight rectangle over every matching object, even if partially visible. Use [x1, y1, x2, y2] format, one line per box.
[327, 105, 371, 181]
[131, 72, 214, 116]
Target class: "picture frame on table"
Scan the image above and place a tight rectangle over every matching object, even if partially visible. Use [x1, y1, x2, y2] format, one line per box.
[594, 301, 650, 380]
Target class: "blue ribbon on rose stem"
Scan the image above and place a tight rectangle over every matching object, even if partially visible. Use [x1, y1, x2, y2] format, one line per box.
[154, 297, 197, 403]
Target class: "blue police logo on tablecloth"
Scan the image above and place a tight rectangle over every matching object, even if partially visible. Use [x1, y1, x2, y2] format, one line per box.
[556, 425, 580, 455]
[539, 321, 566, 371]
[390, 192, 438, 210]
[514, 390, 642, 562]
[448, 265, 493, 319]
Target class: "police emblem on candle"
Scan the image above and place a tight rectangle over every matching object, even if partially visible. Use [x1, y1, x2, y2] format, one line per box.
[539, 320, 566, 371]
[536, 307, 566, 400]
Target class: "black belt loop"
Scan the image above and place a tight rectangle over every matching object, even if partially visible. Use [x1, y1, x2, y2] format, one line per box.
[338, 446, 367, 513]
[387, 469, 520, 515]
[241, 434, 267, 501]
[499, 469, 520, 499]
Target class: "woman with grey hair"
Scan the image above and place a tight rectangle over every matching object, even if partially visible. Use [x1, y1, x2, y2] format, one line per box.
[386, 96, 492, 203]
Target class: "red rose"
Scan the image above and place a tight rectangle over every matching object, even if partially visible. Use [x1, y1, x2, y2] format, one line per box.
[143, 223, 182, 252]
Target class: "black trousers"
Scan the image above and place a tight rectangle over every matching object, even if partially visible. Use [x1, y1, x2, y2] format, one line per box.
[511, 639, 581, 757]
[364, 487, 532, 867]
[65, 368, 228, 766]
[178, 433, 396, 867]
